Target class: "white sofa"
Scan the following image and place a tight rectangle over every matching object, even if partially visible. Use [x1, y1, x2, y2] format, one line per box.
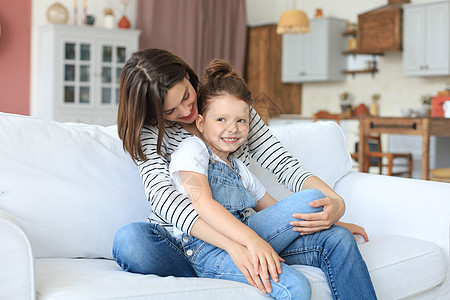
[0, 112, 449, 300]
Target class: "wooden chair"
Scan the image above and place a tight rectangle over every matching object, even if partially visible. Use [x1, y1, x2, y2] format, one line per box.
[363, 134, 413, 177]
[313, 110, 413, 178]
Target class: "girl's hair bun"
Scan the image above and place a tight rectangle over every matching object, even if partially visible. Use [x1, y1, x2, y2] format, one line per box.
[204, 59, 239, 81]
[198, 58, 252, 115]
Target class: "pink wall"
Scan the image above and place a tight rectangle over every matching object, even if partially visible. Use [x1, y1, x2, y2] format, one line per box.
[0, 0, 32, 115]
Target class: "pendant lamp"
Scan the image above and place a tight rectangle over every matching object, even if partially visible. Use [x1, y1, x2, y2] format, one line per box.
[276, 0, 310, 34]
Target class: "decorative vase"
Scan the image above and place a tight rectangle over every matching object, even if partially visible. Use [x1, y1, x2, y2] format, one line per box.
[370, 101, 379, 116]
[46, 2, 69, 24]
[118, 15, 130, 29]
[104, 15, 115, 29]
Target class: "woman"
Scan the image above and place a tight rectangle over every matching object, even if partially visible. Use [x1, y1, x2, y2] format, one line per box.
[113, 48, 373, 297]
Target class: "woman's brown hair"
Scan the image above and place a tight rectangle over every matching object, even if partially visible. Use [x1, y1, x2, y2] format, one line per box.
[198, 59, 253, 115]
[117, 48, 198, 163]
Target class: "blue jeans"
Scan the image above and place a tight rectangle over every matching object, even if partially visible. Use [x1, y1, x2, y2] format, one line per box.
[248, 191, 376, 299]
[113, 222, 196, 277]
[113, 190, 377, 299]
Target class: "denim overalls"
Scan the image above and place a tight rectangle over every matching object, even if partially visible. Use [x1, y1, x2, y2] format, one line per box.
[179, 142, 316, 299]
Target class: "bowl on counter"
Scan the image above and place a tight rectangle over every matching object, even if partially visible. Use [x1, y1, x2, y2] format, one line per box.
[415, 108, 428, 117]
[401, 108, 413, 117]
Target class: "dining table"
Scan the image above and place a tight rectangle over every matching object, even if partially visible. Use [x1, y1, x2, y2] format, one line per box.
[358, 116, 450, 180]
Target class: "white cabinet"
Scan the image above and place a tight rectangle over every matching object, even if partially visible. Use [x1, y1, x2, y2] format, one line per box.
[281, 17, 347, 83]
[36, 24, 140, 125]
[403, 1, 450, 76]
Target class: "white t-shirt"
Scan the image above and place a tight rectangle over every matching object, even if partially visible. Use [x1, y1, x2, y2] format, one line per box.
[169, 136, 267, 238]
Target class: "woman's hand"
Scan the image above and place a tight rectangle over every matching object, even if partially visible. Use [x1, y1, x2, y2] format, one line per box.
[290, 196, 345, 235]
[337, 221, 369, 242]
[245, 235, 284, 294]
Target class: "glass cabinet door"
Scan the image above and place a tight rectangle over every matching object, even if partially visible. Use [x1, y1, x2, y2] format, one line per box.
[63, 41, 93, 105]
[100, 45, 127, 106]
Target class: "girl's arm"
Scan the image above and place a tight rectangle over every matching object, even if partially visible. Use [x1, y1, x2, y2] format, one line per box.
[179, 170, 283, 292]
[253, 192, 277, 212]
[190, 217, 276, 294]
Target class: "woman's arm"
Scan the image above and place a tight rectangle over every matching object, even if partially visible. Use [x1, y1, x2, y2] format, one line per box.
[242, 107, 313, 192]
[255, 179, 347, 235]
[335, 221, 369, 242]
[139, 126, 200, 234]
[289, 176, 346, 234]
[245, 108, 345, 232]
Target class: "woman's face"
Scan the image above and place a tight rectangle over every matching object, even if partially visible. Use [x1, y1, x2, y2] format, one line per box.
[163, 77, 198, 124]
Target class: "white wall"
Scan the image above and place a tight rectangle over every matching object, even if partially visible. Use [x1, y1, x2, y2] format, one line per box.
[30, 0, 137, 115]
[246, 0, 450, 117]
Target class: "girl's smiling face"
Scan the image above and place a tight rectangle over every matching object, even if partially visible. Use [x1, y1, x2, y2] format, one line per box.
[196, 95, 250, 161]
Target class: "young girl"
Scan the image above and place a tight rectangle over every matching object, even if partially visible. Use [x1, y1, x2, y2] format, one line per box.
[113, 48, 372, 297]
[168, 59, 376, 299]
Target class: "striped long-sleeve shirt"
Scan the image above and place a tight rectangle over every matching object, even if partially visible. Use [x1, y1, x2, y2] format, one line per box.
[138, 107, 313, 235]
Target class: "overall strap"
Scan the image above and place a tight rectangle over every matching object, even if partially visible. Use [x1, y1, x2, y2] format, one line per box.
[197, 137, 216, 165]
[198, 137, 240, 174]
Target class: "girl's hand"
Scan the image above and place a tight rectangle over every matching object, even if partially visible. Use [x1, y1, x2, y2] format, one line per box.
[245, 235, 284, 294]
[337, 221, 369, 242]
[227, 242, 266, 292]
[227, 242, 282, 294]
[291, 196, 345, 234]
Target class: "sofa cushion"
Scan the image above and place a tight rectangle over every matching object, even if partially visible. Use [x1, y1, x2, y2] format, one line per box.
[249, 121, 352, 200]
[359, 235, 446, 299]
[33, 234, 445, 299]
[34, 258, 333, 300]
[0, 113, 150, 259]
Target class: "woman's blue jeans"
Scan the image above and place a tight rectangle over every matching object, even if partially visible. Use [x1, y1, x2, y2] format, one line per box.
[113, 189, 376, 299]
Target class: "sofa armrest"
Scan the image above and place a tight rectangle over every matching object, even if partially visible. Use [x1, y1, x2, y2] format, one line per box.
[335, 172, 450, 251]
[335, 172, 450, 295]
[0, 209, 35, 300]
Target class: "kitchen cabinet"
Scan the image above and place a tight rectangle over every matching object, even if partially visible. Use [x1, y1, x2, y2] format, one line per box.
[281, 17, 347, 83]
[357, 4, 404, 54]
[403, 1, 450, 76]
[36, 24, 140, 125]
[245, 24, 302, 122]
